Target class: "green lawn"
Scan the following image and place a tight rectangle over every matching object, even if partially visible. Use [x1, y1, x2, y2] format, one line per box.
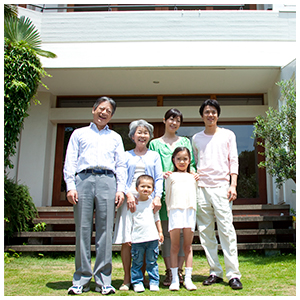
[4, 251, 296, 296]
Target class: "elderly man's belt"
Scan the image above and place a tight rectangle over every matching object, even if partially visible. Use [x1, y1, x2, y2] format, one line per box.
[79, 169, 114, 175]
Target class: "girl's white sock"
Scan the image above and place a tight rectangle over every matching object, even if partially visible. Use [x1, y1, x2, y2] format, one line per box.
[185, 267, 193, 281]
[185, 267, 197, 290]
[169, 267, 180, 290]
[170, 267, 179, 284]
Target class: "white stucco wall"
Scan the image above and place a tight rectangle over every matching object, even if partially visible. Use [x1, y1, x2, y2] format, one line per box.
[19, 8, 296, 43]
[14, 92, 56, 207]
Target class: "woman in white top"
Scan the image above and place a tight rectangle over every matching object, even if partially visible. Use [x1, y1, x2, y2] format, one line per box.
[165, 146, 197, 291]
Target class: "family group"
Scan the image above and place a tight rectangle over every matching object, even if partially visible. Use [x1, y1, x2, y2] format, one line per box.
[63, 96, 243, 295]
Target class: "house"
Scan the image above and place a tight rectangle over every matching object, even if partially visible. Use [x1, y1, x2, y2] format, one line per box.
[6, 4, 296, 252]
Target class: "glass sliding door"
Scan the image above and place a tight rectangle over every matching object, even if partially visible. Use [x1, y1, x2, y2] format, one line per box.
[177, 123, 266, 204]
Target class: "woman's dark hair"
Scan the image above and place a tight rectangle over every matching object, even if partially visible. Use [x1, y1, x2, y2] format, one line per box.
[199, 99, 221, 117]
[93, 96, 117, 115]
[164, 108, 183, 124]
[171, 146, 191, 173]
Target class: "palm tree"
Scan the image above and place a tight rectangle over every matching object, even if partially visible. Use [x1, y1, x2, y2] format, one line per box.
[4, 15, 56, 58]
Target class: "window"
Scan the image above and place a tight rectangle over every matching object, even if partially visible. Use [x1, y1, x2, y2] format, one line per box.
[177, 123, 266, 202]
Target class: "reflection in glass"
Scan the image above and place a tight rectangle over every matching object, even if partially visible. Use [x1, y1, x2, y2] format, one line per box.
[177, 125, 259, 199]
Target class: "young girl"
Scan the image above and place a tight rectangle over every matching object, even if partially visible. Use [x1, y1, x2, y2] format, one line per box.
[165, 147, 198, 291]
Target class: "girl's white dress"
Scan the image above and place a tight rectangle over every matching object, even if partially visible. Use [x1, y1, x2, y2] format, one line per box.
[165, 172, 197, 232]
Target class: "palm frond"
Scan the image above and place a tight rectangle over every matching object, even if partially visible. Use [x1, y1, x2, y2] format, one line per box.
[5, 16, 41, 47]
[4, 16, 57, 58]
[4, 4, 18, 20]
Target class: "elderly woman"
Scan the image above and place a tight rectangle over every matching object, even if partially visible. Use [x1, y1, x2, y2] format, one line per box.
[113, 119, 163, 291]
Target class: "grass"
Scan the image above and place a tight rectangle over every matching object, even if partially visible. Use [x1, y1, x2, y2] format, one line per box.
[4, 250, 296, 296]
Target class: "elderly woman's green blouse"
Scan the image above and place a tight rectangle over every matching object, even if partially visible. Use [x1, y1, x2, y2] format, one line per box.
[148, 137, 196, 221]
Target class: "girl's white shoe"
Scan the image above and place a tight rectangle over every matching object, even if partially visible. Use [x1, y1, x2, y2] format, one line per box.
[169, 267, 180, 291]
[184, 280, 197, 291]
[169, 281, 180, 291]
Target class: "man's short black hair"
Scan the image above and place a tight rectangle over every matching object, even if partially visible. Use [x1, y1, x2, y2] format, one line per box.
[199, 99, 221, 117]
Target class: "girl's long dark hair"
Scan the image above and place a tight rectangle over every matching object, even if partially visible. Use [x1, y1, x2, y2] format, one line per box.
[171, 146, 191, 173]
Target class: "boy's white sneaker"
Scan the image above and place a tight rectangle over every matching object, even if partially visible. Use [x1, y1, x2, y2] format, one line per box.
[133, 283, 145, 293]
[68, 285, 90, 295]
[169, 281, 180, 291]
[68, 285, 83, 295]
[95, 285, 116, 295]
[185, 281, 197, 291]
[150, 284, 160, 291]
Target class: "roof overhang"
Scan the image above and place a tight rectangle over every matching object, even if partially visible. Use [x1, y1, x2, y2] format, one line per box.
[39, 41, 296, 95]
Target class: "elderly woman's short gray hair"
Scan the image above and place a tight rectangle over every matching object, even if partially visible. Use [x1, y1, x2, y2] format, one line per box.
[128, 119, 154, 141]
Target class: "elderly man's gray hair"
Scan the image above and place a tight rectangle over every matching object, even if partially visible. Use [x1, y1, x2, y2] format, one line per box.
[128, 119, 154, 141]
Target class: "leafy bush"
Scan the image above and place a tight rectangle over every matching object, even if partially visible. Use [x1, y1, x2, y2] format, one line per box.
[4, 176, 38, 239]
[4, 39, 49, 170]
[253, 79, 296, 188]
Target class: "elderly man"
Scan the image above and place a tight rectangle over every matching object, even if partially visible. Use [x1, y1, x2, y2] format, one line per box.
[64, 96, 126, 295]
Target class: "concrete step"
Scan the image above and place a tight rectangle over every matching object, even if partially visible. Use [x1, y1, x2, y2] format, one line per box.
[14, 228, 295, 238]
[5, 242, 295, 253]
[32, 215, 294, 225]
[36, 204, 291, 218]
[5, 205, 294, 253]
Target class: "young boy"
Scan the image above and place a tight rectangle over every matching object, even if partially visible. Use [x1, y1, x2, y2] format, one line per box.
[126, 175, 164, 293]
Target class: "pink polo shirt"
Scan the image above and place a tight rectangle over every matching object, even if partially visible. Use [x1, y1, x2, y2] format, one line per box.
[192, 128, 239, 188]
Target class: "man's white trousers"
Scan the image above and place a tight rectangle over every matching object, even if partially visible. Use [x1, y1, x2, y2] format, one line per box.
[196, 186, 241, 280]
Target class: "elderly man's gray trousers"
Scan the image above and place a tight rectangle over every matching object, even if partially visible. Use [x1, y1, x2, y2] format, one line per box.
[72, 172, 116, 288]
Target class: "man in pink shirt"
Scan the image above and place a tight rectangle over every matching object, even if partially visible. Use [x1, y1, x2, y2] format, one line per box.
[192, 99, 243, 290]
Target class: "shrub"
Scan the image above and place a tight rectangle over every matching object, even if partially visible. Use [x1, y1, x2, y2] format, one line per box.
[4, 176, 38, 239]
[253, 79, 296, 188]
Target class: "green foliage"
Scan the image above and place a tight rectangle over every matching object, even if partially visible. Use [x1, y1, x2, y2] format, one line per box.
[4, 176, 38, 239]
[33, 222, 47, 232]
[253, 79, 296, 188]
[4, 4, 18, 20]
[4, 39, 50, 169]
[4, 249, 22, 264]
[4, 15, 56, 170]
[4, 16, 56, 58]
